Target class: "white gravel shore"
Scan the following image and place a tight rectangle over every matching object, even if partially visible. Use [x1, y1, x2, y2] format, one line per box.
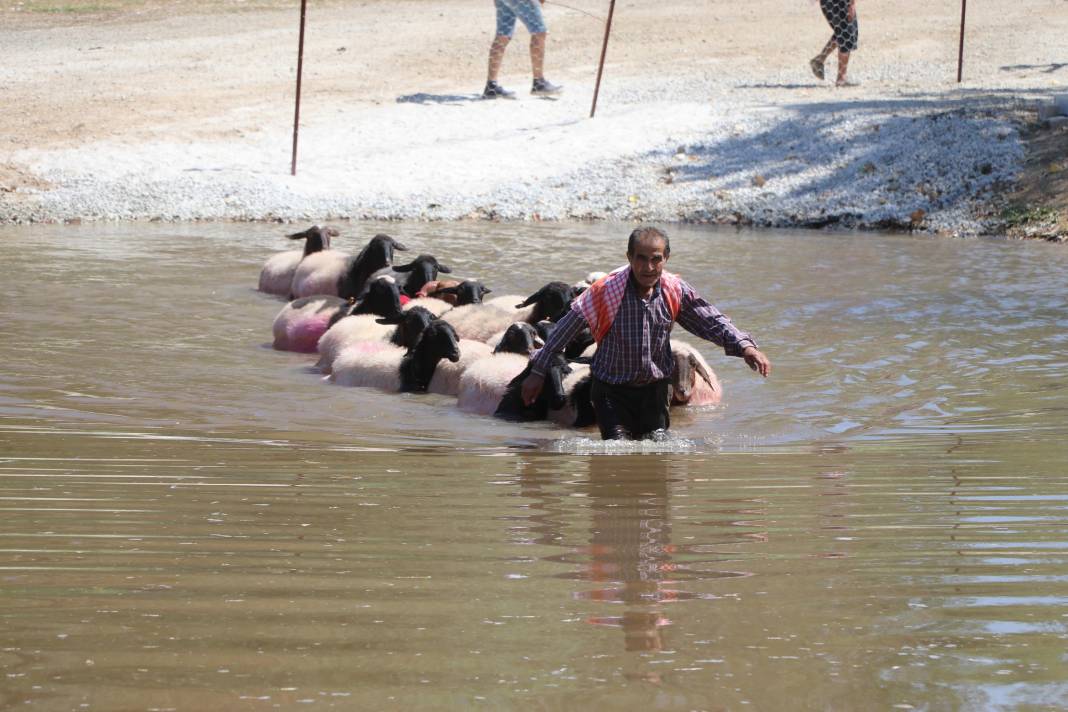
[2, 0, 1064, 234]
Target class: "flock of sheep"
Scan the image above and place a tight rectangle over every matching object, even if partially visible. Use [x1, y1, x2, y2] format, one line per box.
[259, 226, 722, 429]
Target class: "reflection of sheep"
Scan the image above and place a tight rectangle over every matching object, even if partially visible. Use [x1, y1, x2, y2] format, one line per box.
[291, 233, 408, 299]
[365, 254, 451, 298]
[332, 321, 461, 393]
[272, 277, 403, 353]
[258, 225, 336, 296]
[315, 306, 435, 374]
[669, 341, 721, 406]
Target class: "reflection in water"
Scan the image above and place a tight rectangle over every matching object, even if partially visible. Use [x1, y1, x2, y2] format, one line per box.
[3, 222, 1068, 709]
[580, 456, 678, 654]
[514, 456, 762, 663]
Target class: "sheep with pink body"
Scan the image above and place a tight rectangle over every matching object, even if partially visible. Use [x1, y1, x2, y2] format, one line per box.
[258, 225, 338, 297]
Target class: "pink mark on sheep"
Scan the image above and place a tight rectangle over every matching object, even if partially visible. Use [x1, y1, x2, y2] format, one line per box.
[281, 312, 334, 353]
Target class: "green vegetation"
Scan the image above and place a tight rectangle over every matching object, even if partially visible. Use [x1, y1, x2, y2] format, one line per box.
[1000, 204, 1059, 227]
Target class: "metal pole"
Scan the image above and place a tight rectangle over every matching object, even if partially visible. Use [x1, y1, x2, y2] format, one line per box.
[589, 0, 616, 119]
[956, 0, 967, 83]
[291, 0, 308, 175]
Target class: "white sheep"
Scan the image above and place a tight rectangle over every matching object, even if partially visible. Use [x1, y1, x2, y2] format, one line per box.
[669, 340, 722, 407]
[427, 339, 494, 396]
[439, 304, 518, 342]
[258, 225, 337, 297]
[402, 297, 454, 317]
[315, 306, 436, 374]
[272, 295, 349, 353]
[271, 276, 403, 353]
[456, 353, 531, 415]
[290, 233, 408, 299]
[331, 321, 461, 393]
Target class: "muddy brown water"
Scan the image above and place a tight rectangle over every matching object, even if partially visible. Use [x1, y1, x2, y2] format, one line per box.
[2, 221, 1067, 710]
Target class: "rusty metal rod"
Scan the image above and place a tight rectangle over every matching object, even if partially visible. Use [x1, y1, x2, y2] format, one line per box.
[956, 0, 967, 83]
[589, 0, 616, 119]
[291, 0, 308, 176]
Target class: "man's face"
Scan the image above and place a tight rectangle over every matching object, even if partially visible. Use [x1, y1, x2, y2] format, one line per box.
[627, 237, 668, 290]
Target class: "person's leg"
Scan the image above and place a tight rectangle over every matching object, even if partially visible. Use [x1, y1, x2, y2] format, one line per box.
[816, 37, 836, 63]
[591, 379, 637, 440]
[530, 32, 546, 81]
[810, 36, 835, 80]
[487, 34, 511, 83]
[636, 381, 671, 440]
[836, 50, 851, 85]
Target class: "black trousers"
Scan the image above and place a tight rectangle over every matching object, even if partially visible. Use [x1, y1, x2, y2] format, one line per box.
[590, 377, 671, 441]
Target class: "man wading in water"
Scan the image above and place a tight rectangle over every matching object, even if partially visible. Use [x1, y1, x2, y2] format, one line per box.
[521, 227, 771, 441]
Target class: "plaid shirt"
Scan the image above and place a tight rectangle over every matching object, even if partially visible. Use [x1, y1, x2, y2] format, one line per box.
[531, 272, 756, 385]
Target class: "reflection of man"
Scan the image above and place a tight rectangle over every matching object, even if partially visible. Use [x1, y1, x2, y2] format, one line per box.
[523, 227, 771, 440]
[582, 456, 674, 653]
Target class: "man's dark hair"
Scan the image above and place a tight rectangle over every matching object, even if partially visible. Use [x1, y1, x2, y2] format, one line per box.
[626, 227, 670, 257]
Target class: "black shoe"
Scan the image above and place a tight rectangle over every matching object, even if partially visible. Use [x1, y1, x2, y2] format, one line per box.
[531, 78, 563, 96]
[482, 80, 516, 100]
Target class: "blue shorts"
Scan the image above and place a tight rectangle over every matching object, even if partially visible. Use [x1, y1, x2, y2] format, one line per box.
[495, 0, 547, 37]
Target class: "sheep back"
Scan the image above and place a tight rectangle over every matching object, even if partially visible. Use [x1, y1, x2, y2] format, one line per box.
[272, 296, 347, 353]
[258, 250, 302, 296]
[331, 342, 405, 391]
[427, 339, 493, 396]
[456, 353, 530, 416]
[315, 315, 394, 373]
[290, 251, 347, 298]
[402, 297, 453, 317]
[440, 304, 516, 342]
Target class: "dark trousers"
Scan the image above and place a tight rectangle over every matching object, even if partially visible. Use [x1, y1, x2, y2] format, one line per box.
[590, 377, 671, 441]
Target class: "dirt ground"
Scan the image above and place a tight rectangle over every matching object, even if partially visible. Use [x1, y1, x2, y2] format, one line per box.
[2, 0, 1066, 236]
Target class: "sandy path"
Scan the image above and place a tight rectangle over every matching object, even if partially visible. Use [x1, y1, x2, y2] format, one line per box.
[1, 0, 1066, 236]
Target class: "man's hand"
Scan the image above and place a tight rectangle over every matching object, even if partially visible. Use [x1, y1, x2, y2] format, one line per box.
[742, 346, 771, 378]
[521, 372, 545, 406]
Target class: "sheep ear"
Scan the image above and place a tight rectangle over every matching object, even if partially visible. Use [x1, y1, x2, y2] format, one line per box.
[436, 263, 452, 274]
[325, 227, 340, 237]
[376, 314, 403, 325]
[692, 354, 717, 391]
[391, 238, 408, 251]
[287, 227, 314, 240]
[481, 286, 492, 295]
[392, 261, 414, 272]
[515, 286, 544, 308]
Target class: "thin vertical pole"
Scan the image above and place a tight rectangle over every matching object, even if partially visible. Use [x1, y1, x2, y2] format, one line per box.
[956, 0, 967, 83]
[291, 0, 308, 175]
[589, 0, 616, 119]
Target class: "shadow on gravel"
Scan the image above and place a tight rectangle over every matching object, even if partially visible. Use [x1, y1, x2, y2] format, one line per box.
[396, 92, 481, 105]
[662, 90, 1040, 228]
[999, 62, 1067, 75]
